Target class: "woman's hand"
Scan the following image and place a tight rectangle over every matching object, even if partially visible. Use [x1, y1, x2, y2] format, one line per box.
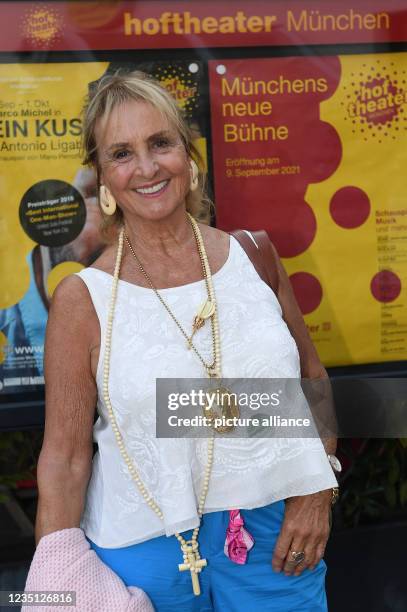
[271, 489, 332, 576]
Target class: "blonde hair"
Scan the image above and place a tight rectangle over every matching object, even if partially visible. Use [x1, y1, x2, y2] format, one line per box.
[81, 69, 212, 237]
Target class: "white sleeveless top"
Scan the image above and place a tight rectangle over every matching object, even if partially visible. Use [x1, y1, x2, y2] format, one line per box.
[76, 235, 337, 548]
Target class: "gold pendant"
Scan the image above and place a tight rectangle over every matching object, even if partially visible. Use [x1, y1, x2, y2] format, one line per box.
[207, 365, 220, 378]
[187, 299, 216, 349]
[202, 386, 240, 433]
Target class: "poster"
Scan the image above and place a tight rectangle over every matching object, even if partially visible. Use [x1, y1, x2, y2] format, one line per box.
[209, 53, 407, 366]
[0, 59, 206, 394]
[0, 1, 406, 399]
[0, 62, 108, 394]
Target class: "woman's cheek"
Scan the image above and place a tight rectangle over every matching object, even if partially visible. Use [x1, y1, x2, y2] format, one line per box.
[108, 162, 132, 186]
[175, 174, 190, 201]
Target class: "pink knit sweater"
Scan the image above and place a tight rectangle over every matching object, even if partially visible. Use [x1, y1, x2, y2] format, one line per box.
[22, 528, 154, 611]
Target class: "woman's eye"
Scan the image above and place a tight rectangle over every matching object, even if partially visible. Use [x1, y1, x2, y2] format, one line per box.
[153, 138, 170, 149]
[113, 150, 130, 160]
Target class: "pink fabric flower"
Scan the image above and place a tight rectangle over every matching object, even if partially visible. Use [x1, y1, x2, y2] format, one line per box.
[224, 509, 255, 564]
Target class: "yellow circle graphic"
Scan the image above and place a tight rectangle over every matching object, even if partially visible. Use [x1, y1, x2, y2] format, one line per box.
[47, 262, 84, 298]
[0, 331, 9, 365]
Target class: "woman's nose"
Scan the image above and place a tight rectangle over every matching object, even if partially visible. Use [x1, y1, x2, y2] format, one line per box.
[134, 152, 159, 180]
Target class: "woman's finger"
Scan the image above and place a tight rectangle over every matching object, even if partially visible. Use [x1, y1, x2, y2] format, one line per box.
[293, 542, 315, 576]
[283, 538, 307, 576]
[308, 540, 327, 570]
[308, 519, 330, 570]
[271, 524, 294, 573]
[294, 541, 316, 575]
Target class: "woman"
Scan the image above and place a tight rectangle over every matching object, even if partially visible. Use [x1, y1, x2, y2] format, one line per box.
[34, 71, 339, 611]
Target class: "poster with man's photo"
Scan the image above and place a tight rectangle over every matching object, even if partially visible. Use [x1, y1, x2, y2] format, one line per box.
[0, 59, 207, 395]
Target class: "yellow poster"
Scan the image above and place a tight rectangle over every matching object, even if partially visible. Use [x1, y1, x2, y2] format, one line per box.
[209, 52, 407, 367]
[0, 60, 206, 394]
[305, 52, 407, 365]
[0, 62, 108, 393]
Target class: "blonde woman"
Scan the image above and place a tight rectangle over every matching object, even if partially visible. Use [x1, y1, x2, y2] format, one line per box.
[32, 71, 339, 611]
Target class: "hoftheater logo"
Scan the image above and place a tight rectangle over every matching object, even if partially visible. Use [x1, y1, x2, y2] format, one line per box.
[345, 58, 407, 143]
[123, 8, 390, 38]
[21, 4, 63, 48]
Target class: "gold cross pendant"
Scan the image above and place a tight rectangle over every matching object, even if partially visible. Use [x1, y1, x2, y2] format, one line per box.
[178, 543, 207, 596]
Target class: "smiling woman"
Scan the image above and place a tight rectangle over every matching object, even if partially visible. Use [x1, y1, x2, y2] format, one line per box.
[82, 71, 210, 239]
[96, 101, 191, 223]
[25, 70, 339, 612]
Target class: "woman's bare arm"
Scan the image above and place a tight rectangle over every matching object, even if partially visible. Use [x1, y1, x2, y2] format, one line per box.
[270, 242, 337, 455]
[35, 275, 99, 545]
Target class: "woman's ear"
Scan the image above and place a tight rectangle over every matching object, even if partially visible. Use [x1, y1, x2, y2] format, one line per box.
[96, 165, 104, 188]
[189, 159, 199, 192]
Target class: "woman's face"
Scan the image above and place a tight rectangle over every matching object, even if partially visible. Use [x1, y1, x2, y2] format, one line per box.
[96, 99, 190, 223]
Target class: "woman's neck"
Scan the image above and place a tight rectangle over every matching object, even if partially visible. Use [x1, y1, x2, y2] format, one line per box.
[123, 207, 195, 258]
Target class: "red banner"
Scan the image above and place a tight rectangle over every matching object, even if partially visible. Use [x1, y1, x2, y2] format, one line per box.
[208, 57, 342, 256]
[0, 1, 406, 53]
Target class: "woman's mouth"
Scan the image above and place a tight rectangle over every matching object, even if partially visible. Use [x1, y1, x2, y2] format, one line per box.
[134, 179, 170, 197]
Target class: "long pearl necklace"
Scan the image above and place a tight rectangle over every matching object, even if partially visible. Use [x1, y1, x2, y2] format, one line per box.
[102, 214, 219, 596]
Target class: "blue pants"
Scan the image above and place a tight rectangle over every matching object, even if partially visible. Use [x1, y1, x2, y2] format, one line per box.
[88, 501, 328, 611]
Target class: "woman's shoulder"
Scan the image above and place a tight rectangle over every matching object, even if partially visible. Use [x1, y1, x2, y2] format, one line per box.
[49, 274, 99, 339]
[197, 224, 231, 273]
[52, 240, 117, 313]
[197, 223, 230, 249]
[85, 243, 117, 275]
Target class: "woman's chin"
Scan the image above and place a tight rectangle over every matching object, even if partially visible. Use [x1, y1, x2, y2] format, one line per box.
[124, 199, 186, 222]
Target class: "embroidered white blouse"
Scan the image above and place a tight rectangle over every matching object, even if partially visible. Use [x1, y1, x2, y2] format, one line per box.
[76, 234, 337, 548]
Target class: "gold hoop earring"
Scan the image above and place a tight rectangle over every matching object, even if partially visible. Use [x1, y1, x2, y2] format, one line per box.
[100, 185, 117, 216]
[189, 160, 199, 192]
